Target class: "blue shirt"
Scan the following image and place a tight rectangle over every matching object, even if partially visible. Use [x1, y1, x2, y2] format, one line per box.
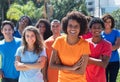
[101, 29, 120, 62]
[13, 30, 21, 38]
[15, 47, 46, 82]
[0, 37, 21, 79]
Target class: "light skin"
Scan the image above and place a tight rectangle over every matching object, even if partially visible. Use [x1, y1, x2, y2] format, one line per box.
[0, 24, 14, 78]
[15, 30, 46, 71]
[88, 23, 110, 68]
[49, 19, 89, 74]
[104, 18, 120, 51]
[1, 24, 14, 42]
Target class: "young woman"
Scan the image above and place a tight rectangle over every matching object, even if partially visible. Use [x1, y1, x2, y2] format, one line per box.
[101, 14, 120, 82]
[35, 19, 52, 40]
[14, 16, 32, 38]
[15, 26, 47, 82]
[0, 20, 21, 82]
[49, 11, 91, 82]
[86, 17, 112, 82]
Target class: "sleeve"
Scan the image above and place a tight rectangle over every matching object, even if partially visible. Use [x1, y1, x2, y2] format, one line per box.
[102, 41, 112, 57]
[40, 48, 47, 57]
[83, 41, 91, 55]
[15, 47, 22, 57]
[116, 30, 120, 38]
[52, 37, 61, 51]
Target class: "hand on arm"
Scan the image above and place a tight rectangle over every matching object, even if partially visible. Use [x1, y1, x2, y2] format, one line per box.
[15, 56, 30, 71]
[24, 56, 47, 69]
[88, 55, 110, 68]
[70, 55, 89, 74]
[49, 49, 86, 72]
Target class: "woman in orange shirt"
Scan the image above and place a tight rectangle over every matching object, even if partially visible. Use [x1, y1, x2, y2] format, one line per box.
[49, 11, 91, 82]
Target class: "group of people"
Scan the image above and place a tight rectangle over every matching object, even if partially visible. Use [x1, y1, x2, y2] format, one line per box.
[0, 10, 120, 82]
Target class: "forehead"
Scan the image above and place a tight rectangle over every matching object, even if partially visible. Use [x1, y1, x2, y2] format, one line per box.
[25, 30, 35, 35]
[51, 22, 60, 25]
[20, 17, 29, 21]
[68, 19, 79, 24]
[3, 24, 12, 29]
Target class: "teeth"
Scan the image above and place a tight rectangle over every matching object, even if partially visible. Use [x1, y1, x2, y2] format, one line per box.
[70, 31, 75, 34]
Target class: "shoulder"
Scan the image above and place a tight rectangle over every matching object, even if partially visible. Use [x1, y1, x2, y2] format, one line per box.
[0, 39, 5, 45]
[112, 29, 119, 33]
[14, 37, 21, 41]
[80, 38, 90, 44]
[56, 35, 66, 41]
[45, 36, 54, 43]
[17, 46, 23, 51]
[101, 39, 112, 46]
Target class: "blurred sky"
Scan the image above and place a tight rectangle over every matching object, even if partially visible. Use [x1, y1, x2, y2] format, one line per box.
[115, 0, 120, 5]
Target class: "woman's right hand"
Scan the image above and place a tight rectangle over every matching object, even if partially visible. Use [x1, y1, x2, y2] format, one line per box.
[72, 56, 84, 70]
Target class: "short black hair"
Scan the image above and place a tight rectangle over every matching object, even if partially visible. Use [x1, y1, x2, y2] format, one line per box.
[61, 11, 88, 36]
[89, 17, 105, 29]
[1, 20, 14, 30]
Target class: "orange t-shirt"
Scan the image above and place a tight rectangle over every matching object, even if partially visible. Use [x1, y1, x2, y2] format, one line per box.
[45, 36, 59, 82]
[52, 35, 91, 82]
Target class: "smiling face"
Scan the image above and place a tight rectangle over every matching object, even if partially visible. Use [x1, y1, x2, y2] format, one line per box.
[91, 23, 103, 37]
[67, 19, 80, 37]
[25, 30, 36, 47]
[51, 22, 61, 35]
[1, 24, 14, 39]
[104, 18, 112, 29]
[38, 22, 46, 36]
[19, 17, 29, 31]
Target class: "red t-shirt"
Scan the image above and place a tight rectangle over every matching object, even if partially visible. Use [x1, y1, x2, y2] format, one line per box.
[86, 38, 112, 82]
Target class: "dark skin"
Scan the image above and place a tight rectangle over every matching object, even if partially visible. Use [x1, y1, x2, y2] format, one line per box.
[49, 49, 89, 74]
[49, 19, 89, 75]
[88, 23, 111, 68]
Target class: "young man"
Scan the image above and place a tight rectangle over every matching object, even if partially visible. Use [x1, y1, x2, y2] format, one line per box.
[0, 20, 21, 82]
[43, 19, 61, 82]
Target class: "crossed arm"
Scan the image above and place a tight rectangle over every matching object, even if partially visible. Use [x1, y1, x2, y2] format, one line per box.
[49, 49, 89, 75]
[15, 56, 47, 71]
[88, 55, 110, 68]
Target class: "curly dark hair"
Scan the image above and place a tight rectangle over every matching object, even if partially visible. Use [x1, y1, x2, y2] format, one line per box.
[89, 17, 105, 29]
[61, 11, 88, 36]
[22, 26, 44, 54]
[102, 14, 115, 29]
[35, 19, 52, 40]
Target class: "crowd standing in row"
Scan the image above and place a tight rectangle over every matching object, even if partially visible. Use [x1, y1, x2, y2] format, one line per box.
[0, 10, 120, 82]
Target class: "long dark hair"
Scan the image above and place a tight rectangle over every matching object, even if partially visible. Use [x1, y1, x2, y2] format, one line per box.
[35, 19, 52, 40]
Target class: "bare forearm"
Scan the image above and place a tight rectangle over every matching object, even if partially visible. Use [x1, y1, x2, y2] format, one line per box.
[50, 63, 74, 71]
[88, 57, 109, 68]
[24, 63, 44, 69]
[16, 66, 30, 71]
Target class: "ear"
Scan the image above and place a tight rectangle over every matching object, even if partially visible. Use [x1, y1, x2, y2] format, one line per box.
[1, 29, 3, 34]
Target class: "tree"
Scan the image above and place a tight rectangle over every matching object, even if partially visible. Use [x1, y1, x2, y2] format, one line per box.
[50, 0, 88, 21]
[111, 9, 120, 29]
[7, 1, 44, 23]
